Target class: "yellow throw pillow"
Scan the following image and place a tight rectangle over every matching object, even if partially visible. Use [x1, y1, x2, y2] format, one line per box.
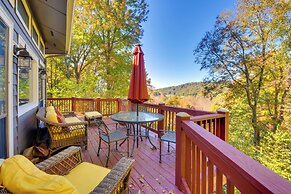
[46, 112, 58, 123]
[46, 106, 55, 113]
[46, 109, 57, 116]
[1, 155, 78, 194]
[0, 166, 2, 185]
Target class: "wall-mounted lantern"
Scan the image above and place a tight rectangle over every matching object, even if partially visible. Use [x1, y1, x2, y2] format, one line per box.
[39, 68, 46, 80]
[14, 45, 33, 70]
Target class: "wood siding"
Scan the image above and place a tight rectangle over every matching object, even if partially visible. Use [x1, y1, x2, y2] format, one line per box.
[0, 0, 45, 154]
[17, 107, 37, 153]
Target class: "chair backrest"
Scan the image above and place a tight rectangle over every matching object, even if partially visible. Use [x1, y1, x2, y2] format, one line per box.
[95, 120, 110, 138]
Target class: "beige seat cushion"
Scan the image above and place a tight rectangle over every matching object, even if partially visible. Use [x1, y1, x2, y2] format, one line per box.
[84, 111, 102, 119]
[65, 117, 82, 124]
[64, 162, 110, 194]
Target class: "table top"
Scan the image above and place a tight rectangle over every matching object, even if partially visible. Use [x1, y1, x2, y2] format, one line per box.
[111, 111, 164, 124]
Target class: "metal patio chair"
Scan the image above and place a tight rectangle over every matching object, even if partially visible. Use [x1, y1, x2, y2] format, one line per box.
[96, 119, 129, 167]
[159, 127, 176, 163]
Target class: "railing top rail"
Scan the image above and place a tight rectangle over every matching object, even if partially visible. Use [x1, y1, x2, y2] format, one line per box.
[190, 113, 226, 121]
[182, 120, 291, 194]
[99, 98, 119, 101]
[48, 97, 119, 101]
[47, 97, 72, 100]
[142, 102, 214, 116]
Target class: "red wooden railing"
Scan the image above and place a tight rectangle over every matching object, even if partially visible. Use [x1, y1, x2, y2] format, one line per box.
[175, 113, 291, 194]
[47, 97, 228, 140]
[47, 97, 120, 116]
[47, 97, 291, 193]
[137, 103, 228, 140]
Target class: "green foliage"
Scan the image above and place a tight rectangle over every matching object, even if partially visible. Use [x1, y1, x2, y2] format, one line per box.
[47, 0, 149, 98]
[19, 77, 29, 99]
[156, 82, 204, 97]
[165, 96, 181, 106]
[258, 130, 291, 181]
[194, 0, 291, 180]
[194, 0, 291, 146]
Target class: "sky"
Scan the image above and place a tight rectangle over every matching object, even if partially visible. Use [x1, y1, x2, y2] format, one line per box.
[141, 0, 236, 89]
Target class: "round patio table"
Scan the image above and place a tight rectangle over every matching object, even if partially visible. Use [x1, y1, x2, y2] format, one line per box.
[111, 111, 164, 156]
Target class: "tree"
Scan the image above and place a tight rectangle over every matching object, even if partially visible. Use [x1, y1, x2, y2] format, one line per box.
[194, 0, 291, 146]
[76, 0, 148, 94]
[47, 0, 149, 98]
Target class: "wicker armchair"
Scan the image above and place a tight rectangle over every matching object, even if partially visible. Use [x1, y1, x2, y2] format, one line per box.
[0, 146, 135, 194]
[36, 107, 88, 153]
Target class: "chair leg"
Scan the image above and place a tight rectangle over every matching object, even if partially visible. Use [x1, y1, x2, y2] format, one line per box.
[127, 138, 129, 157]
[97, 138, 101, 156]
[119, 139, 126, 146]
[106, 144, 110, 167]
[85, 140, 88, 150]
[168, 142, 170, 152]
[159, 140, 162, 163]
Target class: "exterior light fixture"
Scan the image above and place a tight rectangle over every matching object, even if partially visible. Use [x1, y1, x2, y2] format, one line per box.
[14, 45, 33, 70]
[39, 68, 46, 80]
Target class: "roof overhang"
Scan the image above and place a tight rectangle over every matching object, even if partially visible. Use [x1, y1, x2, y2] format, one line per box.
[27, 0, 75, 55]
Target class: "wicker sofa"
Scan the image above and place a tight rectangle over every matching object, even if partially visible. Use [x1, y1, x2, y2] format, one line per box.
[0, 146, 135, 193]
[36, 107, 88, 153]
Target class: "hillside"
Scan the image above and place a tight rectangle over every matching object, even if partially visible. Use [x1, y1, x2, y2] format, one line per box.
[154, 82, 204, 96]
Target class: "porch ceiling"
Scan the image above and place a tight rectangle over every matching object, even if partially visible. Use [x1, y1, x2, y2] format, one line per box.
[27, 0, 75, 55]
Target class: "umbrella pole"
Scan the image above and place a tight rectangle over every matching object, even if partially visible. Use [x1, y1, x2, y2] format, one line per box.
[136, 103, 139, 116]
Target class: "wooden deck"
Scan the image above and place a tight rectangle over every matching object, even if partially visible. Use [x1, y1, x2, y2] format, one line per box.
[81, 118, 181, 194]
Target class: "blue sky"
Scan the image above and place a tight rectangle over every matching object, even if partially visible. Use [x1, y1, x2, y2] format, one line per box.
[141, 0, 236, 89]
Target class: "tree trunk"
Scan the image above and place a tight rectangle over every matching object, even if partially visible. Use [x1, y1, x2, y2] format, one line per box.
[251, 107, 260, 147]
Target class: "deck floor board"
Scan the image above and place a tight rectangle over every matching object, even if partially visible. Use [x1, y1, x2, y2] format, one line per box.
[81, 118, 181, 194]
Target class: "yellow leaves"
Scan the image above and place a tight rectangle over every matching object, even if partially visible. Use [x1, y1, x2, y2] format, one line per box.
[138, 175, 145, 185]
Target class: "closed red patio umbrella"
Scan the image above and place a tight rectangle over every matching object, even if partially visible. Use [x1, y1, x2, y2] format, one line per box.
[128, 44, 149, 115]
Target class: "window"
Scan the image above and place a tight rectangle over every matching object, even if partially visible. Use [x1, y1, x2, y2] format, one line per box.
[0, 19, 8, 158]
[19, 67, 31, 105]
[40, 42, 45, 54]
[32, 26, 38, 44]
[13, 30, 18, 43]
[38, 68, 45, 102]
[17, 0, 29, 28]
[9, 0, 15, 7]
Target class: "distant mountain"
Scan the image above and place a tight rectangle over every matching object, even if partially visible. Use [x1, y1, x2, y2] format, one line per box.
[154, 82, 204, 96]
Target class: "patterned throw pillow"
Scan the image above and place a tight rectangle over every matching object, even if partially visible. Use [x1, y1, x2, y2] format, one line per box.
[57, 115, 66, 123]
[54, 107, 64, 117]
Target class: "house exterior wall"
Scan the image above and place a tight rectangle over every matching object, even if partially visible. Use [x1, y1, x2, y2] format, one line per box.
[0, 0, 46, 156]
[17, 107, 38, 153]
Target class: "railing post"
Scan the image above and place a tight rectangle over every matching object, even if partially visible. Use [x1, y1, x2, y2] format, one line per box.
[126, 100, 131, 112]
[175, 112, 190, 190]
[72, 97, 76, 112]
[217, 108, 229, 142]
[117, 98, 122, 112]
[96, 98, 101, 112]
[158, 103, 165, 134]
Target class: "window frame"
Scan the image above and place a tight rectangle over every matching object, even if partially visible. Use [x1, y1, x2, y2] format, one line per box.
[40, 39, 45, 54]
[17, 36, 40, 117]
[9, 0, 15, 7]
[15, 0, 31, 35]
[0, 5, 14, 158]
[31, 25, 38, 46]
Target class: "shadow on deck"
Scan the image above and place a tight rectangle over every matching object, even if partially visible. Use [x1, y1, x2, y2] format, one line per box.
[81, 117, 181, 194]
